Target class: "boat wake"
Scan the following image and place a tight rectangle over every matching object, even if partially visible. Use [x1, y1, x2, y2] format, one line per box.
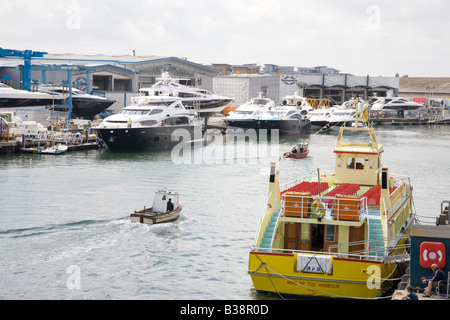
[0, 217, 129, 239]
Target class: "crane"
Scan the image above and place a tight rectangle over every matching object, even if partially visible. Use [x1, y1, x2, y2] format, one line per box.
[0, 47, 47, 91]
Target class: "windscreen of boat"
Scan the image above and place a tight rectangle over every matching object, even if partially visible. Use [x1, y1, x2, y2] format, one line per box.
[252, 99, 269, 105]
[120, 109, 163, 115]
[233, 111, 254, 115]
[163, 116, 190, 125]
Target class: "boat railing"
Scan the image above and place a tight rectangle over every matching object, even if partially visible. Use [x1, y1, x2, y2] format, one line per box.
[281, 193, 368, 222]
[253, 192, 272, 247]
[252, 235, 410, 263]
[36, 130, 85, 145]
[327, 234, 411, 262]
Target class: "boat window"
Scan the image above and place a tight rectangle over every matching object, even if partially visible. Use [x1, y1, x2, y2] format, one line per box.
[178, 92, 196, 98]
[163, 116, 190, 125]
[325, 225, 336, 242]
[148, 109, 163, 115]
[139, 120, 157, 126]
[347, 157, 365, 170]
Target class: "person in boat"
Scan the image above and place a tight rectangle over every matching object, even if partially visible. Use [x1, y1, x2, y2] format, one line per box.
[128, 118, 132, 128]
[291, 146, 298, 154]
[421, 263, 447, 297]
[402, 285, 418, 300]
[166, 198, 174, 212]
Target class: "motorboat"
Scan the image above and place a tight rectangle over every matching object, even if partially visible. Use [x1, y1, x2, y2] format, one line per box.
[327, 108, 358, 128]
[256, 105, 311, 135]
[224, 95, 275, 129]
[38, 85, 116, 120]
[283, 141, 309, 159]
[92, 95, 200, 150]
[130, 189, 181, 225]
[38, 143, 68, 155]
[248, 120, 415, 299]
[0, 83, 66, 108]
[377, 98, 424, 111]
[306, 107, 336, 128]
[281, 93, 313, 115]
[138, 71, 233, 118]
[327, 99, 367, 128]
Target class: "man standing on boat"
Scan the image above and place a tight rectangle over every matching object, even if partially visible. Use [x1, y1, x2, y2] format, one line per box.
[421, 263, 446, 297]
[166, 198, 174, 212]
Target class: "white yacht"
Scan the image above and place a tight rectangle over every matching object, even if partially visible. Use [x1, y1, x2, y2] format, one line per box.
[327, 99, 367, 128]
[256, 105, 311, 135]
[224, 96, 275, 129]
[281, 93, 313, 115]
[307, 107, 336, 128]
[0, 83, 66, 108]
[38, 85, 116, 120]
[378, 98, 424, 111]
[138, 71, 233, 118]
[327, 108, 358, 128]
[93, 96, 199, 150]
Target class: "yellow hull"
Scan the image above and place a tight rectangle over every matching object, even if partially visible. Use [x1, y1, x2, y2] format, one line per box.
[248, 251, 399, 299]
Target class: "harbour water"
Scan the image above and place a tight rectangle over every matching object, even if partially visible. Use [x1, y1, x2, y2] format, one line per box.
[1, 125, 449, 300]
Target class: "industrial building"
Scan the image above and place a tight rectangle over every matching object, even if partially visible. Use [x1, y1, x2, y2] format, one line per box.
[212, 64, 399, 106]
[0, 51, 219, 112]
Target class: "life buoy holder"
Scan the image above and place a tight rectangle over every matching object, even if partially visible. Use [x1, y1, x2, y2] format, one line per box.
[311, 199, 326, 219]
[420, 241, 446, 269]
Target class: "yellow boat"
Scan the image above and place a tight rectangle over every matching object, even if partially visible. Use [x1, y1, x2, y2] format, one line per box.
[248, 119, 416, 299]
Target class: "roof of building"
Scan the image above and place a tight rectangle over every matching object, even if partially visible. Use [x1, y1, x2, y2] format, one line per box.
[399, 77, 450, 93]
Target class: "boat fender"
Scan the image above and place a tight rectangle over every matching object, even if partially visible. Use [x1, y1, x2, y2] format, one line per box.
[311, 199, 326, 219]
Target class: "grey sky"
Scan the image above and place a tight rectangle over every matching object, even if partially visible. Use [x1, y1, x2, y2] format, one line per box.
[1, 0, 449, 77]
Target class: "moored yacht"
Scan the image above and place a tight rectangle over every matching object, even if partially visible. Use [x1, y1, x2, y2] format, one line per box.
[256, 105, 311, 135]
[139, 71, 233, 118]
[0, 83, 66, 108]
[38, 85, 116, 120]
[248, 119, 415, 299]
[92, 96, 200, 150]
[224, 95, 275, 129]
[281, 92, 314, 115]
[307, 107, 336, 128]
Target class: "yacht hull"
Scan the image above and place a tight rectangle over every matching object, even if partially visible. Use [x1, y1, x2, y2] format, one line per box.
[94, 125, 197, 150]
[70, 98, 116, 120]
[0, 97, 65, 108]
[256, 119, 311, 135]
[224, 119, 258, 129]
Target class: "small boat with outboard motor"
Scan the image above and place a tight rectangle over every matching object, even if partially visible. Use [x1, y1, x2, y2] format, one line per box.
[248, 111, 416, 299]
[283, 141, 309, 159]
[38, 143, 68, 155]
[130, 189, 181, 225]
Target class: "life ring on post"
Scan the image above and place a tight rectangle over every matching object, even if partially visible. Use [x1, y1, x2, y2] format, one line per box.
[311, 199, 326, 219]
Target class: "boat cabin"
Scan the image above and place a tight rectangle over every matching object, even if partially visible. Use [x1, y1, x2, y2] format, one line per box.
[152, 189, 179, 213]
